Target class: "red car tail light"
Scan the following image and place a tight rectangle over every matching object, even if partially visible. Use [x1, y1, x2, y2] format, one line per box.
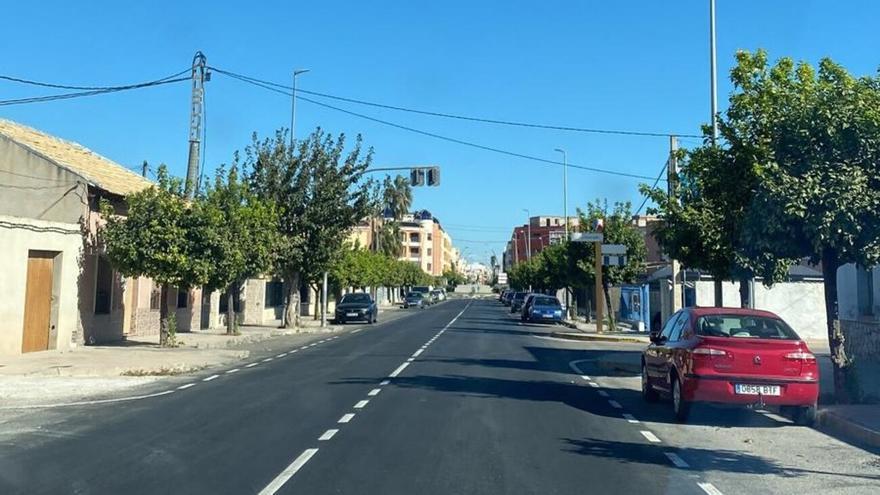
[692, 347, 729, 357]
[784, 351, 816, 362]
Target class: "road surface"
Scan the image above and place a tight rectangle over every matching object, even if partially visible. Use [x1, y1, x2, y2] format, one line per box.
[1, 298, 878, 494]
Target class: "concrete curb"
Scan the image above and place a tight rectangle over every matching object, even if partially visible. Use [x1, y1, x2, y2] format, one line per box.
[816, 408, 880, 450]
[550, 330, 649, 344]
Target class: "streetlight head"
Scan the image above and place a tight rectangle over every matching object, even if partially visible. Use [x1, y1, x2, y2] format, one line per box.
[554, 148, 565, 153]
[294, 69, 310, 76]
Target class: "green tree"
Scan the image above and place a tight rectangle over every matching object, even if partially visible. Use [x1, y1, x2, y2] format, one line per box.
[197, 160, 279, 335]
[383, 174, 412, 220]
[579, 200, 647, 325]
[247, 128, 374, 328]
[101, 166, 213, 346]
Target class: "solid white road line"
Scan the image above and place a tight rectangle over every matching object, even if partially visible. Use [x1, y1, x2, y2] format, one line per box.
[406, 358, 415, 362]
[0, 390, 176, 410]
[226, 368, 240, 374]
[412, 349, 424, 357]
[352, 329, 362, 334]
[257, 448, 319, 495]
[245, 363, 259, 368]
[176, 383, 196, 390]
[318, 429, 338, 441]
[622, 413, 639, 424]
[598, 390, 609, 397]
[380, 380, 390, 386]
[640, 431, 662, 443]
[580, 375, 592, 381]
[338, 413, 355, 423]
[608, 400, 623, 409]
[697, 482, 724, 495]
[389, 362, 410, 378]
[664, 452, 690, 468]
[263, 358, 274, 363]
[203, 375, 220, 382]
[354, 400, 369, 409]
[368, 388, 381, 396]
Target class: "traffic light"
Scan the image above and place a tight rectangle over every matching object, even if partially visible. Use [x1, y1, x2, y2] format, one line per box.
[427, 166, 440, 186]
[410, 168, 425, 186]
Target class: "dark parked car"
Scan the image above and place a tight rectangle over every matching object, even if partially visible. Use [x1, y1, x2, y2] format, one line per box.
[522, 295, 563, 323]
[499, 289, 509, 303]
[510, 292, 528, 313]
[642, 307, 819, 424]
[404, 292, 426, 309]
[503, 291, 515, 306]
[334, 293, 378, 324]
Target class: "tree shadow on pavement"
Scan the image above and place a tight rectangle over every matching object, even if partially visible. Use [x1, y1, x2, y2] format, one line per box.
[562, 437, 880, 481]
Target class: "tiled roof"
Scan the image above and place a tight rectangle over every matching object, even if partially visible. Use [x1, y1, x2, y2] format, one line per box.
[0, 119, 154, 196]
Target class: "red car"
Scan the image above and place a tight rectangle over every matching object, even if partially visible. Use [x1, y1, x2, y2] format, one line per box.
[642, 307, 819, 424]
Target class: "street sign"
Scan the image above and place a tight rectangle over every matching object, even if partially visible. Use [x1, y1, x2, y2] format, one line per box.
[603, 255, 628, 267]
[601, 244, 627, 255]
[571, 232, 603, 243]
[497, 272, 508, 284]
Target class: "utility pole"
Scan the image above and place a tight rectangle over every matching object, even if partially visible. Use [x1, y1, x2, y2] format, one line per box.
[290, 69, 310, 150]
[669, 136, 683, 314]
[709, 0, 724, 307]
[555, 148, 570, 318]
[141, 160, 148, 178]
[523, 209, 531, 260]
[185, 51, 207, 199]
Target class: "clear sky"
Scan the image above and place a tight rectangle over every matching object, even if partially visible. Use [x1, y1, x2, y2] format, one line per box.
[3, 1, 879, 263]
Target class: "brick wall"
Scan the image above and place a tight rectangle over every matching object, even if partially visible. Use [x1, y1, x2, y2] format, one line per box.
[840, 319, 880, 402]
[129, 308, 159, 337]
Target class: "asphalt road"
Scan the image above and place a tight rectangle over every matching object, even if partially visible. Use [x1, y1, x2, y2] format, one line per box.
[1, 298, 878, 494]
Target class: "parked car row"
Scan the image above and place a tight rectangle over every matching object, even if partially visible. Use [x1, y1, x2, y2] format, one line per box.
[498, 289, 563, 324]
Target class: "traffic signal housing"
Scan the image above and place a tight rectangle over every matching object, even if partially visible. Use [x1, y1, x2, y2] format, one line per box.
[427, 166, 440, 186]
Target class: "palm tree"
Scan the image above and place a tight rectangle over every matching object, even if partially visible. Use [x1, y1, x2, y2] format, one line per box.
[383, 175, 412, 220]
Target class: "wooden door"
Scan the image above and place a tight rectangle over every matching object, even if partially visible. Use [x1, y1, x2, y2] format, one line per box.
[21, 251, 54, 353]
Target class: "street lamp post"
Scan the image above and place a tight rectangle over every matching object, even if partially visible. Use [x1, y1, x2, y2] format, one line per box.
[290, 69, 310, 150]
[554, 148, 568, 238]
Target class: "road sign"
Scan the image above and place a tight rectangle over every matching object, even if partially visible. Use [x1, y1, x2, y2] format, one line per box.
[497, 272, 508, 284]
[571, 232, 603, 243]
[603, 255, 628, 267]
[601, 244, 627, 255]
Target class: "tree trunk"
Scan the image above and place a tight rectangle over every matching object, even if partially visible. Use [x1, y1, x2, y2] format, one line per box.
[283, 271, 301, 329]
[159, 283, 170, 346]
[226, 284, 235, 335]
[739, 277, 751, 309]
[312, 283, 320, 321]
[714, 280, 724, 307]
[821, 250, 852, 403]
[603, 279, 614, 330]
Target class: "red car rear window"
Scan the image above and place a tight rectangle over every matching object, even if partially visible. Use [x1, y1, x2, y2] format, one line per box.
[695, 315, 800, 340]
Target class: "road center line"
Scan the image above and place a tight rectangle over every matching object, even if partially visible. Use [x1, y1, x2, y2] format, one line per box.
[245, 363, 259, 368]
[354, 400, 369, 409]
[389, 362, 410, 378]
[664, 452, 690, 468]
[257, 448, 319, 495]
[640, 431, 662, 443]
[277, 353, 287, 358]
[263, 358, 273, 363]
[598, 390, 609, 397]
[608, 400, 623, 409]
[406, 358, 415, 362]
[338, 413, 355, 423]
[203, 374, 220, 382]
[176, 383, 196, 390]
[318, 429, 338, 441]
[368, 388, 381, 396]
[412, 349, 424, 357]
[697, 482, 724, 495]
[226, 368, 240, 374]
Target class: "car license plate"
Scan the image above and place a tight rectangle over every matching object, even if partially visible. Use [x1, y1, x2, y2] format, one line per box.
[542, 314, 553, 318]
[346, 312, 358, 317]
[734, 384, 781, 396]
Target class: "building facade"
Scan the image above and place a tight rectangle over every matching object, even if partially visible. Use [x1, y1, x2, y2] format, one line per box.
[503, 215, 579, 271]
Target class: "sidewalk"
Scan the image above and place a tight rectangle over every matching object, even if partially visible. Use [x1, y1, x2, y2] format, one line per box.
[554, 318, 651, 344]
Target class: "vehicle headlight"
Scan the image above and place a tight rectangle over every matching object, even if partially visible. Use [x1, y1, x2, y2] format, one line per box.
[554, 310, 562, 316]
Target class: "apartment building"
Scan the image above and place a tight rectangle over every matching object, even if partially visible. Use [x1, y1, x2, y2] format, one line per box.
[503, 215, 579, 271]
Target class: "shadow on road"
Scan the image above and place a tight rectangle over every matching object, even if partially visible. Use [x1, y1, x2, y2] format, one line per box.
[562, 437, 880, 481]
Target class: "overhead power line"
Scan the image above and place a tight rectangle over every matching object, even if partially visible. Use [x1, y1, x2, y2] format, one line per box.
[212, 69, 661, 182]
[209, 67, 701, 139]
[635, 160, 669, 215]
[0, 69, 190, 107]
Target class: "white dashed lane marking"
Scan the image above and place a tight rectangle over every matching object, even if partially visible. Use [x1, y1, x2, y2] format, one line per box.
[318, 429, 338, 441]
[608, 400, 623, 409]
[177, 383, 196, 390]
[338, 413, 355, 423]
[263, 358, 273, 363]
[389, 362, 410, 378]
[698, 482, 724, 495]
[598, 390, 609, 397]
[664, 452, 690, 468]
[245, 363, 259, 368]
[354, 400, 369, 409]
[640, 431, 662, 443]
[277, 353, 287, 358]
[258, 448, 319, 495]
[226, 368, 240, 374]
[412, 349, 424, 357]
[588, 382, 600, 388]
[380, 380, 390, 386]
[622, 414, 639, 424]
[368, 388, 381, 396]
[203, 374, 219, 382]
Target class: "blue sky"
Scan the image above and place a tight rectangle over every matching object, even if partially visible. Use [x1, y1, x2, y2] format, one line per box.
[3, 1, 880, 263]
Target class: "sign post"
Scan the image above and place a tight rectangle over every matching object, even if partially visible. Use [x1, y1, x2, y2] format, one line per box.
[571, 232, 605, 333]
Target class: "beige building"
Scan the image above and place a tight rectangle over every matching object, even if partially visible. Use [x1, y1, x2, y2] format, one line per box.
[0, 119, 285, 355]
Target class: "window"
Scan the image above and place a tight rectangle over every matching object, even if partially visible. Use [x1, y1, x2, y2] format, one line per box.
[546, 219, 551, 226]
[427, 248, 432, 256]
[341, 293, 372, 304]
[668, 312, 689, 342]
[857, 265, 874, 316]
[150, 285, 161, 310]
[410, 246, 420, 256]
[427, 263, 432, 272]
[94, 256, 113, 314]
[631, 292, 641, 314]
[176, 288, 188, 308]
[409, 233, 419, 243]
[659, 311, 681, 339]
[265, 280, 284, 307]
[695, 315, 799, 340]
[427, 233, 432, 241]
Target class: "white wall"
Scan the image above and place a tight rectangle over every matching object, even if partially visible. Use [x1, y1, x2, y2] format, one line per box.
[693, 279, 827, 340]
[0, 215, 82, 355]
[837, 264, 858, 321]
